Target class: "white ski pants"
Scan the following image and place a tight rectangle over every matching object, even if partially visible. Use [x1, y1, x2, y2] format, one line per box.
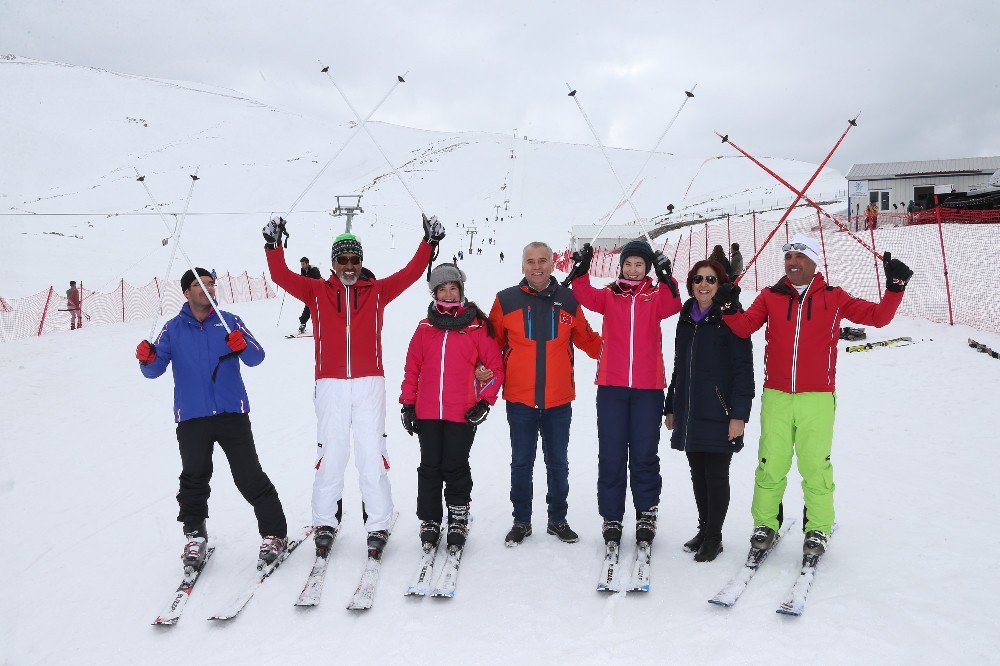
[312, 376, 394, 531]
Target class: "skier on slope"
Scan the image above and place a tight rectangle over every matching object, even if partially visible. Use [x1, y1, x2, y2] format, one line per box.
[135, 268, 288, 570]
[713, 234, 913, 557]
[399, 263, 505, 550]
[296, 256, 323, 335]
[263, 215, 445, 558]
[568, 240, 682, 547]
[66, 280, 82, 330]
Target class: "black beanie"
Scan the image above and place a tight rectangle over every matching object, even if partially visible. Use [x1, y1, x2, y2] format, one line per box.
[181, 267, 213, 292]
[619, 240, 654, 275]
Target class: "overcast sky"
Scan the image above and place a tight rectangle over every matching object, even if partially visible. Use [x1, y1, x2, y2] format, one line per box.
[5, 1, 999, 176]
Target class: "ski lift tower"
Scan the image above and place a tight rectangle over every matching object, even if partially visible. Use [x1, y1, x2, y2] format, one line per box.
[332, 195, 364, 233]
[466, 225, 478, 252]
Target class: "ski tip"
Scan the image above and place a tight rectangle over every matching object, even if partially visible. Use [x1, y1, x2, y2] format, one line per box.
[707, 599, 733, 607]
[397, 74, 405, 83]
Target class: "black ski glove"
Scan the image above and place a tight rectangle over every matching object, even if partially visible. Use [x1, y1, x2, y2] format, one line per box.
[653, 251, 679, 297]
[422, 214, 446, 245]
[401, 404, 418, 436]
[263, 216, 288, 250]
[465, 400, 490, 426]
[713, 282, 742, 315]
[883, 251, 913, 293]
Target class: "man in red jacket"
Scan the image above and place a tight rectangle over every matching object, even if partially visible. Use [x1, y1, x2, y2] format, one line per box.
[264, 215, 445, 557]
[714, 234, 913, 558]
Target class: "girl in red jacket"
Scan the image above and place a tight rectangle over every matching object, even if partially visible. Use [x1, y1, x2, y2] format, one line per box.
[570, 240, 682, 547]
[399, 263, 505, 552]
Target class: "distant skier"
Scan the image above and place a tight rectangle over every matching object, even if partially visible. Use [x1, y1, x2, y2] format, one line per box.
[499, 252, 505, 263]
[729, 243, 744, 280]
[296, 257, 323, 335]
[263, 214, 445, 558]
[135, 268, 288, 570]
[713, 235, 913, 557]
[66, 280, 82, 330]
[399, 263, 504, 550]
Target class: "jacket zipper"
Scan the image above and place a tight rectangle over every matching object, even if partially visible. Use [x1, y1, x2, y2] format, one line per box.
[628, 293, 637, 387]
[438, 331, 449, 420]
[715, 385, 730, 417]
[345, 284, 352, 378]
[790, 279, 813, 393]
[681, 323, 698, 451]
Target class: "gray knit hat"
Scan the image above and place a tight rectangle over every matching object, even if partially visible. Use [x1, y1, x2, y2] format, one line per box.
[619, 239, 654, 275]
[428, 263, 467, 297]
[330, 233, 363, 262]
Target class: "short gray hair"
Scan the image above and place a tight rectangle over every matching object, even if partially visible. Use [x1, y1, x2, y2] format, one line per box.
[522, 241, 553, 260]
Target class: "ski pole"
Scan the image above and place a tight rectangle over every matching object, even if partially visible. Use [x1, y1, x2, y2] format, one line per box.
[720, 116, 859, 284]
[566, 84, 654, 246]
[322, 65, 425, 216]
[587, 84, 696, 245]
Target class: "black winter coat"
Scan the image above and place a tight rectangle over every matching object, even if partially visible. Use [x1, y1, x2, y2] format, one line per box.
[666, 298, 754, 453]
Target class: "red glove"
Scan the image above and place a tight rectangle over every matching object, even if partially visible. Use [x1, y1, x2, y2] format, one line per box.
[226, 330, 247, 353]
[136, 340, 156, 365]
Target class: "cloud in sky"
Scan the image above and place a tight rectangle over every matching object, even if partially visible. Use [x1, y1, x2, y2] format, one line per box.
[4, 0, 999, 176]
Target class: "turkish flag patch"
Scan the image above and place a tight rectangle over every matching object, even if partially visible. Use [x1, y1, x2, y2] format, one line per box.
[560, 312, 572, 326]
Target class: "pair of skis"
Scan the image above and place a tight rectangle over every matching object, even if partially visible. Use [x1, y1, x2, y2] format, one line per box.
[596, 540, 652, 593]
[404, 540, 465, 598]
[152, 527, 313, 625]
[708, 521, 829, 616]
[845, 336, 914, 353]
[969, 338, 1000, 359]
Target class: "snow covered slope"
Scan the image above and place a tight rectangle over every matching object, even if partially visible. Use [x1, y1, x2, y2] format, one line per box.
[2, 58, 997, 664]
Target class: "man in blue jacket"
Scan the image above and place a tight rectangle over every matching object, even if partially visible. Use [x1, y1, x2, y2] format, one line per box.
[136, 267, 287, 570]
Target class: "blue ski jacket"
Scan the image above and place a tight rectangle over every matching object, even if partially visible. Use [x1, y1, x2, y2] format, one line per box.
[140, 303, 264, 422]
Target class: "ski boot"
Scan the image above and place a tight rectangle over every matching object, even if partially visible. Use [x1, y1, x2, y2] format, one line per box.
[367, 530, 389, 560]
[636, 507, 658, 544]
[750, 525, 777, 551]
[546, 521, 579, 543]
[504, 522, 532, 547]
[446, 504, 470, 548]
[314, 525, 337, 558]
[602, 519, 623, 545]
[258, 535, 288, 568]
[181, 522, 208, 570]
[419, 521, 441, 550]
[297, 323, 306, 335]
[803, 530, 829, 557]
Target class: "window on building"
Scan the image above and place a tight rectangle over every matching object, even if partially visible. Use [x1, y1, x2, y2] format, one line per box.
[913, 186, 935, 209]
[869, 191, 890, 211]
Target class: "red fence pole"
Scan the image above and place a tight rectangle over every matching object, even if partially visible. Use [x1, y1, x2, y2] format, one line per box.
[245, 272, 253, 301]
[120, 279, 126, 322]
[36, 286, 54, 336]
[933, 194, 955, 325]
[726, 214, 732, 254]
[704, 222, 709, 259]
[816, 210, 829, 279]
[687, 230, 692, 274]
[752, 212, 759, 291]
[869, 219, 882, 300]
[228, 272, 235, 302]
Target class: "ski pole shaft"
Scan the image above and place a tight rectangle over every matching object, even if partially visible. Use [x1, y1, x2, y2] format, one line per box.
[322, 66, 425, 215]
[283, 73, 408, 218]
[588, 84, 696, 245]
[566, 84, 654, 246]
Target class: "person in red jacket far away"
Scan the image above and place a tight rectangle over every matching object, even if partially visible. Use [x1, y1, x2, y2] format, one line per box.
[399, 263, 505, 552]
[568, 239, 682, 548]
[713, 234, 913, 560]
[263, 214, 446, 560]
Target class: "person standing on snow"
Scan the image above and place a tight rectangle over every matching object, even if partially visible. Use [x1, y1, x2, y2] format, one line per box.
[709, 245, 733, 280]
[665, 260, 754, 562]
[295, 257, 323, 335]
[568, 239, 682, 547]
[66, 280, 82, 330]
[135, 268, 288, 570]
[486, 241, 602, 546]
[399, 263, 505, 551]
[729, 243, 744, 280]
[713, 234, 913, 558]
[263, 215, 445, 558]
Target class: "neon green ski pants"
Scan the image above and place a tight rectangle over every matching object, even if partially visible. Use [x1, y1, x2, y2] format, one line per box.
[750, 389, 836, 534]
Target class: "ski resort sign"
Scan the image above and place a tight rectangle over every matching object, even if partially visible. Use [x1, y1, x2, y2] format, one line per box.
[849, 181, 869, 197]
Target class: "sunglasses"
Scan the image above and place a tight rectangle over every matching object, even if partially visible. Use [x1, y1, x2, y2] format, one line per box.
[692, 275, 718, 284]
[336, 255, 362, 266]
[782, 242, 810, 253]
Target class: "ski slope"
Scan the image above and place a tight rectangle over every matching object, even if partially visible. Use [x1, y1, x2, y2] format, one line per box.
[2, 57, 998, 664]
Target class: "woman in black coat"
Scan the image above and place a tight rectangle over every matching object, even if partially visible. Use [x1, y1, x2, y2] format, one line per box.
[665, 259, 754, 562]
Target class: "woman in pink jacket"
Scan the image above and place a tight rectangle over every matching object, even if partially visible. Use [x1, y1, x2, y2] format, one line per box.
[569, 240, 682, 547]
[399, 263, 505, 553]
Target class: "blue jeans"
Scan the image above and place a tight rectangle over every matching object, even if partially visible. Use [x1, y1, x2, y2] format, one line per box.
[596, 386, 664, 521]
[506, 401, 572, 524]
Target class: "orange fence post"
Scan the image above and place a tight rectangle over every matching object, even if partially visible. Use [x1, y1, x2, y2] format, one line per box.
[36, 286, 54, 336]
[933, 195, 955, 325]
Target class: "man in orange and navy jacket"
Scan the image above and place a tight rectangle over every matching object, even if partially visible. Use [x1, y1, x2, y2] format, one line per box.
[488, 241, 602, 546]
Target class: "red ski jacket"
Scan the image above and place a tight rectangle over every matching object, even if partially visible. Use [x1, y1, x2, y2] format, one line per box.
[723, 273, 903, 393]
[399, 314, 505, 423]
[266, 242, 433, 380]
[571, 273, 682, 390]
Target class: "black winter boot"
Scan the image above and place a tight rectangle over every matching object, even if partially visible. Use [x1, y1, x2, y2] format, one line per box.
[504, 523, 532, 547]
[694, 534, 724, 562]
[683, 526, 706, 553]
[546, 522, 579, 543]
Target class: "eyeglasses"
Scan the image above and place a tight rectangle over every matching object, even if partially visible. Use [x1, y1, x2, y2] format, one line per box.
[692, 275, 718, 285]
[782, 242, 810, 253]
[336, 255, 361, 266]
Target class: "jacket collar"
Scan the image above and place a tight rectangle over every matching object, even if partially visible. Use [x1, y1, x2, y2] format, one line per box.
[519, 276, 559, 298]
[769, 272, 827, 298]
[679, 297, 723, 325]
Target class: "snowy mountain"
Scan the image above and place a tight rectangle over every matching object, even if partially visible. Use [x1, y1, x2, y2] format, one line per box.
[2, 57, 996, 664]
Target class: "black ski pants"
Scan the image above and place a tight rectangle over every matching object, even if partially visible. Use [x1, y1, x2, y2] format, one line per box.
[175, 413, 287, 538]
[299, 305, 311, 327]
[685, 451, 734, 538]
[415, 419, 476, 522]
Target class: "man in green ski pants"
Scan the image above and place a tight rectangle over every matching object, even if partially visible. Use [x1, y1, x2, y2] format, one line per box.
[712, 234, 913, 556]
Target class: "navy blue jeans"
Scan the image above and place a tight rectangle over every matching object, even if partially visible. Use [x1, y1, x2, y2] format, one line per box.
[506, 401, 572, 524]
[596, 386, 664, 521]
